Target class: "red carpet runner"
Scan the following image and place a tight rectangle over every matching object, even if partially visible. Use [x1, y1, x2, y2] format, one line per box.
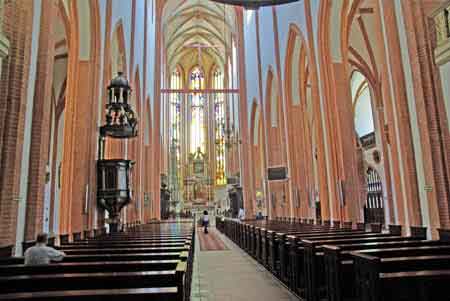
[198, 228, 228, 251]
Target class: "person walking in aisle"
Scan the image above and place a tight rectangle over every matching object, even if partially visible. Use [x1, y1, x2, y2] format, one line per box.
[203, 210, 209, 234]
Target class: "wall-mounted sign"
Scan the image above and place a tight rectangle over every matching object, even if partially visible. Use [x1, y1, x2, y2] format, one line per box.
[267, 166, 287, 181]
[424, 185, 433, 192]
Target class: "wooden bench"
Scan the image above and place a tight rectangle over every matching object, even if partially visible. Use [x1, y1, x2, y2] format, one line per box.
[0, 265, 186, 294]
[301, 234, 427, 301]
[0, 287, 179, 301]
[62, 236, 192, 246]
[0, 245, 12, 258]
[58, 239, 191, 249]
[352, 247, 450, 301]
[60, 245, 190, 255]
[0, 222, 195, 301]
[288, 232, 397, 294]
[0, 261, 187, 300]
[323, 239, 450, 301]
[276, 229, 367, 280]
[260, 225, 333, 267]
[0, 250, 190, 265]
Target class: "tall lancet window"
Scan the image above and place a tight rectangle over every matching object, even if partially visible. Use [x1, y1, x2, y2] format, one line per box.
[190, 67, 205, 154]
[170, 69, 182, 165]
[213, 68, 226, 185]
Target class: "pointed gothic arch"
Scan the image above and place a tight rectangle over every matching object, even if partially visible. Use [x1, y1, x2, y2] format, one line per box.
[111, 20, 128, 76]
[58, 0, 102, 235]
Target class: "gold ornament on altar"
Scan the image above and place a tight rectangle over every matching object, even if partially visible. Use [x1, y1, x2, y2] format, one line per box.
[192, 147, 205, 175]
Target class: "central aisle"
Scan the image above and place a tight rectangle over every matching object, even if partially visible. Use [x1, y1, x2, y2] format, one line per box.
[191, 227, 298, 301]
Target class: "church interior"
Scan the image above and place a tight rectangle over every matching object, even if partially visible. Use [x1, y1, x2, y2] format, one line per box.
[0, 0, 449, 300]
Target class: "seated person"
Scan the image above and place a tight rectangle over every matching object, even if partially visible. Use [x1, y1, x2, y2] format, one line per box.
[24, 233, 66, 266]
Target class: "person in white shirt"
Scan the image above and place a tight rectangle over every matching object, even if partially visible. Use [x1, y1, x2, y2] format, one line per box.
[238, 208, 245, 220]
[203, 210, 209, 234]
[24, 233, 66, 266]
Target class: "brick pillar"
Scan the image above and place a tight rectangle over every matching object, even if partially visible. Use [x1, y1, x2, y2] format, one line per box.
[401, 0, 450, 232]
[330, 62, 364, 222]
[381, 1, 423, 227]
[0, 1, 33, 245]
[304, 0, 332, 222]
[236, 9, 253, 218]
[152, 0, 163, 220]
[24, 0, 57, 241]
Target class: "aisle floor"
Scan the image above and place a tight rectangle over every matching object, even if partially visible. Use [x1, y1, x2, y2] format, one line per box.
[191, 227, 298, 301]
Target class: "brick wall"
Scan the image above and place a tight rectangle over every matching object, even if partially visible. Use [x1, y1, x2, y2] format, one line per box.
[0, 1, 33, 246]
[401, 0, 450, 230]
[24, 0, 56, 241]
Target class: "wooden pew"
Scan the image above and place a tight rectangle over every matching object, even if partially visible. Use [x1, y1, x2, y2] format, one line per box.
[0, 259, 181, 276]
[0, 222, 194, 301]
[60, 245, 190, 255]
[352, 246, 450, 301]
[287, 232, 400, 298]
[301, 234, 426, 301]
[287, 231, 396, 294]
[276, 228, 366, 280]
[260, 224, 327, 267]
[0, 261, 187, 300]
[323, 239, 450, 301]
[438, 228, 450, 241]
[0, 245, 12, 258]
[0, 287, 179, 301]
[58, 239, 191, 246]
[0, 251, 190, 266]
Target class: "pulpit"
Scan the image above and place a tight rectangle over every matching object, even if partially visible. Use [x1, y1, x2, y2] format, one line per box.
[97, 72, 138, 232]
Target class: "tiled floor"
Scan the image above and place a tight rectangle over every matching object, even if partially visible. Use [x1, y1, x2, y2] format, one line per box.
[191, 228, 298, 301]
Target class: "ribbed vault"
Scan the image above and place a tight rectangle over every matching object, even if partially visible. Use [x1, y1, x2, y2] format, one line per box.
[162, 0, 237, 72]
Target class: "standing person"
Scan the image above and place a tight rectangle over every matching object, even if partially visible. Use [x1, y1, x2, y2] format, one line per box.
[238, 207, 245, 220]
[203, 210, 209, 234]
[24, 233, 66, 266]
[256, 211, 263, 220]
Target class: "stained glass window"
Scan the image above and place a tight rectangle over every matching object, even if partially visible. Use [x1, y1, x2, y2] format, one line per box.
[189, 67, 205, 154]
[213, 69, 226, 185]
[169, 70, 182, 185]
[170, 69, 182, 164]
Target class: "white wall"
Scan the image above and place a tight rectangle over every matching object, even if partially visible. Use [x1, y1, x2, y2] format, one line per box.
[276, 2, 307, 86]
[258, 7, 276, 107]
[243, 9, 259, 128]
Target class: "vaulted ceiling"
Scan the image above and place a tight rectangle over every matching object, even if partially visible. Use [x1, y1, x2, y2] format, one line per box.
[162, 0, 237, 72]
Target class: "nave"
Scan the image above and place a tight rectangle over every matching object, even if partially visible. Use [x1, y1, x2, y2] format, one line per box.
[1, 218, 450, 300]
[191, 226, 297, 301]
[0, 0, 449, 300]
